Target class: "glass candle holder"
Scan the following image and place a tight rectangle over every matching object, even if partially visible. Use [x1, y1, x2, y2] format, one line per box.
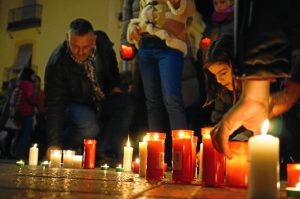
[172, 130, 194, 183]
[84, 139, 96, 169]
[287, 164, 300, 187]
[73, 155, 83, 169]
[63, 150, 75, 168]
[201, 127, 225, 187]
[50, 149, 62, 168]
[146, 132, 166, 181]
[192, 136, 198, 179]
[226, 141, 248, 188]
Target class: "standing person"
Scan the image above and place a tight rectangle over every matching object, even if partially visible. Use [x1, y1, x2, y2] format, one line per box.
[210, 0, 300, 159]
[127, 0, 196, 166]
[16, 67, 38, 159]
[120, 0, 149, 148]
[45, 18, 136, 164]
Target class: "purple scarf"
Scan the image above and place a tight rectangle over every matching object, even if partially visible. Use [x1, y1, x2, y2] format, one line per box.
[212, 6, 234, 23]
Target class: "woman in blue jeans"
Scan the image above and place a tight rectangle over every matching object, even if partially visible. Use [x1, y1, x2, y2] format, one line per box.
[128, 0, 196, 166]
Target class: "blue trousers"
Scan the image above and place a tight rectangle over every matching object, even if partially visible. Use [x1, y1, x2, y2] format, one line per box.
[64, 93, 136, 157]
[138, 46, 187, 131]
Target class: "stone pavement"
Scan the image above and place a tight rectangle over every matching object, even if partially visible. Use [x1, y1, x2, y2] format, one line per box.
[0, 162, 290, 199]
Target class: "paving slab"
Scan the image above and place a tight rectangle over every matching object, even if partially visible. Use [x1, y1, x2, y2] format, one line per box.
[0, 163, 291, 199]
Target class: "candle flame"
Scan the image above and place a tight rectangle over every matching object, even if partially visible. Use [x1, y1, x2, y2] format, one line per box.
[117, 164, 122, 168]
[135, 158, 140, 163]
[154, 133, 159, 140]
[33, 143, 37, 148]
[261, 119, 269, 136]
[143, 135, 148, 142]
[179, 131, 185, 139]
[126, 136, 131, 147]
[296, 182, 300, 190]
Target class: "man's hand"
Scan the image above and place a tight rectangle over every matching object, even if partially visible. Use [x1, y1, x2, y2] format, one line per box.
[46, 146, 62, 161]
[210, 80, 270, 159]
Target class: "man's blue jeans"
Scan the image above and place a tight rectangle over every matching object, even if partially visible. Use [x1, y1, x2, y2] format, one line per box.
[138, 45, 187, 131]
[64, 93, 136, 158]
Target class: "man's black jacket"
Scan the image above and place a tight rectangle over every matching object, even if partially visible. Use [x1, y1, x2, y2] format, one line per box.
[44, 30, 121, 147]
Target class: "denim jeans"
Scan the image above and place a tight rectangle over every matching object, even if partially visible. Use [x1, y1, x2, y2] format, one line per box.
[138, 45, 187, 131]
[17, 116, 33, 159]
[64, 93, 136, 159]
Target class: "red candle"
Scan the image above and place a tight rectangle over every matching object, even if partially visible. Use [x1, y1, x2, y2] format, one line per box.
[164, 163, 167, 172]
[201, 127, 225, 187]
[83, 139, 96, 169]
[146, 132, 166, 181]
[133, 158, 140, 174]
[172, 130, 194, 183]
[226, 141, 248, 187]
[287, 164, 300, 187]
[192, 136, 198, 179]
[120, 44, 134, 60]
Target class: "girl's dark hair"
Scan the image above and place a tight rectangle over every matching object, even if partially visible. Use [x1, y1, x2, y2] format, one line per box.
[19, 67, 35, 81]
[205, 34, 234, 68]
[202, 35, 235, 106]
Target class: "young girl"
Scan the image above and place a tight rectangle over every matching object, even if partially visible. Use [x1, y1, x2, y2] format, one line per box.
[204, 35, 250, 140]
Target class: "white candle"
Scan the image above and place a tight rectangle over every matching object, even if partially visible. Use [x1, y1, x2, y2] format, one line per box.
[50, 150, 62, 168]
[123, 136, 133, 172]
[63, 150, 75, 168]
[28, 143, 39, 166]
[73, 155, 83, 169]
[139, 136, 147, 177]
[248, 119, 279, 198]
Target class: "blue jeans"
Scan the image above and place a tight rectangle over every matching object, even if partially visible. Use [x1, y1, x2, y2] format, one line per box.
[17, 115, 33, 158]
[64, 93, 136, 158]
[138, 45, 187, 131]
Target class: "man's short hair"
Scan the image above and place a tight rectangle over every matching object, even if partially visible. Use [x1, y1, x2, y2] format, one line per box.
[68, 18, 94, 35]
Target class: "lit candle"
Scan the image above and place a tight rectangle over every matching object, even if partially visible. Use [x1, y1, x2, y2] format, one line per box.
[192, 136, 198, 179]
[248, 119, 279, 199]
[139, 136, 147, 177]
[123, 136, 133, 172]
[172, 130, 194, 183]
[120, 44, 134, 60]
[16, 160, 25, 166]
[41, 160, 49, 168]
[287, 163, 300, 187]
[133, 158, 140, 174]
[63, 150, 75, 168]
[73, 155, 83, 169]
[226, 141, 248, 187]
[198, 143, 203, 181]
[286, 182, 300, 197]
[116, 164, 124, 172]
[201, 127, 225, 187]
[101, 164, 110, 170]
[28, 143, 39, 166]
[83, 139, 96, 169]
[50, 149, 62, 168]
[146, 132, 166, 181]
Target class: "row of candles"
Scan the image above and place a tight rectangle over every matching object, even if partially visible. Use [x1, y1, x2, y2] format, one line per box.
[21, 120, 300, 198]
